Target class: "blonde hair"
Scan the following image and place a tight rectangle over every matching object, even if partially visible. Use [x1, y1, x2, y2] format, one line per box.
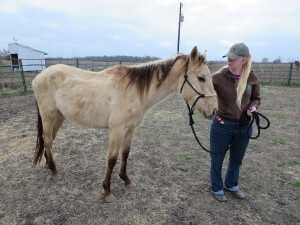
[236, 54, 252, 108]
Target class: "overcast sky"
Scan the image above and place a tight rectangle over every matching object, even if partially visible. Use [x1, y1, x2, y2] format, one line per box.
[1, 0, 299, 62]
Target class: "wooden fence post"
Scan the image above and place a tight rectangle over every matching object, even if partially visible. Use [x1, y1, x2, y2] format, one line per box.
[288, 63, 293, 86]
[19, 60, 27, 93]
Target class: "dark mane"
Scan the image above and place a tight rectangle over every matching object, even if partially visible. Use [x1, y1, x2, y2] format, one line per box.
[199, 55, 206, 64]
[124, 54, 187, 95]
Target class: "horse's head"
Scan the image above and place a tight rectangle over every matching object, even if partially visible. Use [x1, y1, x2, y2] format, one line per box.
[178, 46, 218, 119]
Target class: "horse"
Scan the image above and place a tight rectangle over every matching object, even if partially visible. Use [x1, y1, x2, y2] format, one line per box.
[32, 46, 218, 202]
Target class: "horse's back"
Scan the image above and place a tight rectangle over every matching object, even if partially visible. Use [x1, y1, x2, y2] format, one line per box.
[33, 64, 93, 85]
[32, 64, 126, 128]
[33, 64, 109, 96]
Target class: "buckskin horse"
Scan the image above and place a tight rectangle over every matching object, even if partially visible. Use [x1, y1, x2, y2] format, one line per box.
[32, 46, 218, 202]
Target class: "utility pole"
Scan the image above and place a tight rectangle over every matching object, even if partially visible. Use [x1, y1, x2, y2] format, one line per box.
[177, 2, 184, 53]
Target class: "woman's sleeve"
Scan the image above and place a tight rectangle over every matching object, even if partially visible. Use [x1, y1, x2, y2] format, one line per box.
[249, 75, 261, 109]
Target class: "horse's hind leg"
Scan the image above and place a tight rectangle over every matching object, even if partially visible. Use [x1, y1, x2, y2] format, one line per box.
[119, 128, 136, 187]
[52, 111, 65, 140]
[44, 111, 65, 164]
[43, 119, 58, 175]
[37, 106, 59, 176]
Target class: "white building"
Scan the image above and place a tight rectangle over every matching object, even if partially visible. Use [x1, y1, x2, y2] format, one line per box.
[8, 43, 48, 71]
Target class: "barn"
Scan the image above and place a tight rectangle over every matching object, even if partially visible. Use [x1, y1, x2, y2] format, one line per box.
[8, 43, 48, 71]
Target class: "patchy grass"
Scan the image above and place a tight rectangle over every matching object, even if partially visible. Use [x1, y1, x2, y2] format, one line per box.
[278, 160, 299, 168]
[272, 138, 287, 144]
[293, 181, 300, 189]
[0, 86, 299, 225]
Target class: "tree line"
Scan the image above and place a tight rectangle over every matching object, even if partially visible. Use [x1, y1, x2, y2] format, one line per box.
[46, 55, 161, 63]
[0, 49, 296, 64]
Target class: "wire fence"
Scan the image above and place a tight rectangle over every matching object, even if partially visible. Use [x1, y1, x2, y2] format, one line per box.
[208, 62, 300, 86]
[0, 61, 37, 95]
[0, 59, 299, 95]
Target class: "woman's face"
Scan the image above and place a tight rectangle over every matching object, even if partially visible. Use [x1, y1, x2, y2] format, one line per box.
[227, 57, 247, 73]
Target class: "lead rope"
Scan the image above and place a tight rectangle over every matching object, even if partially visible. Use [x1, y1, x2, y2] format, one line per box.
[248, 111, 270, 139]
[185, 100, 211, 153]
[186, 109, 270, 154]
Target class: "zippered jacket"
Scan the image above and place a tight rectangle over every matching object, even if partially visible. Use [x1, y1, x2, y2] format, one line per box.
[212, 67, 261, 120]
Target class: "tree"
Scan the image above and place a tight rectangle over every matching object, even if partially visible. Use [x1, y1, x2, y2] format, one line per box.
[0, 49, 9, 59]
[0, 49, 10, 64]
[273, 57, 281, 63]
[261, 57, 269, 63]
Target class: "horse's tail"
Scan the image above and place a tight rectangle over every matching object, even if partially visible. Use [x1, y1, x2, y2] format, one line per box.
[33, 102, 44, 165]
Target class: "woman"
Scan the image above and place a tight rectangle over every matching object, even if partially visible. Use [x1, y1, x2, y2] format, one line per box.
[210, 42, 261, 202]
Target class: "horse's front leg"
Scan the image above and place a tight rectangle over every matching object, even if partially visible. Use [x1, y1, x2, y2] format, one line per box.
[102, 128, 125, 203]
[119, 127, 136, 188]
[102, 154, 118, 202]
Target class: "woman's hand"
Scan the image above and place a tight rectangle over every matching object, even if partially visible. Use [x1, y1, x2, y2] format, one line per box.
[247, 106, 256, 117]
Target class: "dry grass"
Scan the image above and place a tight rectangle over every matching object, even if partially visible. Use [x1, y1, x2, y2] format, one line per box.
[0, 86, 299, 225]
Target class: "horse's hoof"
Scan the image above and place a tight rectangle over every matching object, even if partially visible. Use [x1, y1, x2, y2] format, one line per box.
[126, 183, 135, 188]
[50, 171, 61, 181]
[52, 171, 59, 176]
[104, 194, 117, 203]
[126, 181, 136, 188]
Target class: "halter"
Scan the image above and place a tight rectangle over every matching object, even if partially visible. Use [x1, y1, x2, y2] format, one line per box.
[179, 58, 217, 126]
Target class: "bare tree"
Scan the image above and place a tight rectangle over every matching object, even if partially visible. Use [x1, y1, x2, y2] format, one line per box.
[273, 57, 281, 63]
[261, 57, 269, 63]
[295, 61, 299, 72]
[0, 49, 10, 64]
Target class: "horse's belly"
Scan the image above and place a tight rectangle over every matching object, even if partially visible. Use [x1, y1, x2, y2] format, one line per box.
[57, 100, 110, 129]
[72, 115, 109, 129]
[64, 111, 109, 129]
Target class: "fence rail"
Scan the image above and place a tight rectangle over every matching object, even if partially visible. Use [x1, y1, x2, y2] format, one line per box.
[0, 59, 299, 95]
[208, 62, 300, 86]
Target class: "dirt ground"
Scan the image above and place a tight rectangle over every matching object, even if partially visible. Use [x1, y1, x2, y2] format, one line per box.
[0, 86, 299, 225]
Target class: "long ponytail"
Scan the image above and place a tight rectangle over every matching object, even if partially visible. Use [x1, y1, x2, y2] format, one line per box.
[236, 54, 252, 108]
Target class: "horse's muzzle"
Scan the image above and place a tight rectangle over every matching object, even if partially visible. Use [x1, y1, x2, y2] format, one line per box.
[203, 108, 217, 120]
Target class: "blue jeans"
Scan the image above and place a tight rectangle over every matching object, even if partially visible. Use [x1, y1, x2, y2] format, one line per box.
[210, 116, 252, 194]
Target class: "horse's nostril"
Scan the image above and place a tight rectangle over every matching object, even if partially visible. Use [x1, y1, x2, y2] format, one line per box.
[213, 109, 217, 117]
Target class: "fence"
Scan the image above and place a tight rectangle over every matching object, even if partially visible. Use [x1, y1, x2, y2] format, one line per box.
[43, 59, 300, 86]
[0, 60, 39, 95]
[0, 59, 299, 95]
[0, 59, 136, 95]
[208, 62, 300, 85]
[45, 58, 138, 71]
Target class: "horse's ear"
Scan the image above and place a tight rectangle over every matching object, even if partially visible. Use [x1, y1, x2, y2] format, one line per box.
[190, 46, 199, 61]
[203, 50, 207, 58]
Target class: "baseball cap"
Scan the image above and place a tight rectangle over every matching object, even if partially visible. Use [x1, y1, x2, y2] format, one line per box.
[223, 42, 250, 60]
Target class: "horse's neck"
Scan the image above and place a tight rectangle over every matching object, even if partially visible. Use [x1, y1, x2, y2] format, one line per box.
[143, 73, 179, 111]
[135, 56, 186, 112]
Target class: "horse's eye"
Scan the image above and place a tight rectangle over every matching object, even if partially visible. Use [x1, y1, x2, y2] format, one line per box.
[198, 76, 205, 82]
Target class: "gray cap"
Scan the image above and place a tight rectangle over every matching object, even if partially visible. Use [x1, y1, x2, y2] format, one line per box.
[223, 42, 250, 60]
